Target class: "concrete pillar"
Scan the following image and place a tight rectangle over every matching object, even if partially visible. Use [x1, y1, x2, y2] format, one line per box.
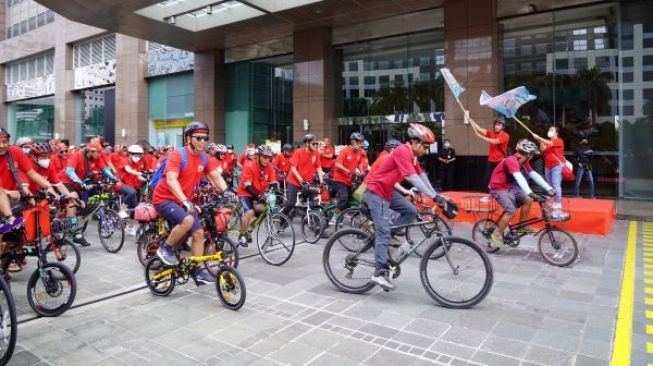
[0, 63, 6, 130]
[443, 0, 499, 156]
[52, 39, 76, 142]
[293, 27, 336, 143]
[194, 49, 225, 143]
[115, 35, 148, 145]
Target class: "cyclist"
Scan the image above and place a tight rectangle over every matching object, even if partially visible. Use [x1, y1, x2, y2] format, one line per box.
[208, 144, 231, 175]
[363, 139, 412, 196]
[236, 145, 277, 246]
[319, 138, 335, 174]
[24, 143, 75, 200]
[225, 144, 237, 172]
[153, 121, 227, 284]
[238, 144, 256, 169]
[470, 116, 510, 188]
[281, 133, 323, 218]
[51, 142, 70, 172]
[273, 144, 293, 182]
[364, 123, 443, 291]
[16, 137, 33, 156]
[487, 139, 555, 251]
[119, 145, 150, 235]
[331, 132, 366, 222]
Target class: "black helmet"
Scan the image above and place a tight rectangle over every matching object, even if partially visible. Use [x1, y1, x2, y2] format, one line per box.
[350, 132, 364, 142]
[282, 144, 294, 152]
[184, 121, 209, 137]
[257, 145, 274, 157]
[384, 139, 402, 150]
[303, 133, 317, 143]
[494, 117, 506, 126]
[226, 144, 234, 150]
[0, 128, 10, 139]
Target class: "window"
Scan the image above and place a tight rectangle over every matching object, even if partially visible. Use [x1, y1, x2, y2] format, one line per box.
[5, 1, 55, 39]
[573, 40, 587, 51]
[555, 59, 568, 70]
[350, 89, 359, 98]
[644, 55, 653, 66]
[364, 89, 375, 98]
[623, 72, 634, 82]
[574, 58, 588, 71]
[644, 71, 653, 82]
[364, 76, 375, 85]
[394, 74, 404, 86]
[644, 38, 653, 49]
[573, 28, 587, 35]
[5, 53, 55, 85]
[623, 106, 634, 115]
[594, 38, 605, 49]
[594, 26, 607, 34]
[644, 89, 653, 101]
[349, 76, 359, 85]
[348, 62, 358, 72]
[595, 56, 611, 69]
[623, 57, 634, 67]
[73, 34, 117, 68]
[379, 75, 389, 85]
[623, 89, 634, 100]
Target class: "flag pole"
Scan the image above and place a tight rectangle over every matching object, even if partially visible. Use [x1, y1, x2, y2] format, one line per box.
[512, 116, 536, 136]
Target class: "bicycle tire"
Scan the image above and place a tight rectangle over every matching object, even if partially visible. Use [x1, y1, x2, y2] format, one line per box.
[408, 210, 453, 258]
[145, 258, 175, 296]
[204, 236, 239, 276]
[44, 239, 81, 274]
[471, 218, 500, 253]
[215, 265, 246, 310]
[256, 212, 296, 266]
[323, 228, 376, 294]
[301, 210, 325, 244]
[97, 208, 125, 253]
[27, 262, 77, 317]
[0, 276, 17, 366]
[334, 207, 373, 252]
[137, 228, 162, 267]
[538, 228, 579, 267]
[419, 236, 493, 309]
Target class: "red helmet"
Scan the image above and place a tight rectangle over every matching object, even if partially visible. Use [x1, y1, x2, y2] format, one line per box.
[407, 123, 436, 144]
[30, 143, 53, 156]
[87, 141, 102, 151]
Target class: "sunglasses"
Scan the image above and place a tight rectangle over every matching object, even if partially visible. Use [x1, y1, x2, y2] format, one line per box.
[192, 135, 210, 142]
[421, 143, 431, 149]
[310, 142, 319, 146]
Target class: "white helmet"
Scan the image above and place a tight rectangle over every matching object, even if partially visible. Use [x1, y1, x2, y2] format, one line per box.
[127, 145, 144, 154]
[246, 147, 256, 157]
[16, 137, 33, 146]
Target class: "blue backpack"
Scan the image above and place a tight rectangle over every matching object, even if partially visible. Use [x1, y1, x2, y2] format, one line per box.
[149, 148, 208, 189]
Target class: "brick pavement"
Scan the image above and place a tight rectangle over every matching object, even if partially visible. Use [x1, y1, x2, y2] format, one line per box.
[6, 220, 629, 365]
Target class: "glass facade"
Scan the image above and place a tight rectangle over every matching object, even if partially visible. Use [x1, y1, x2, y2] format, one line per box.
[147, 72, 194, 148]
[225, 54, 293, 151]
[5, 0, 54, 39]
[6, 96, 54, 142]
[336, 30, 446, 152]
[75, 86, 115, 144]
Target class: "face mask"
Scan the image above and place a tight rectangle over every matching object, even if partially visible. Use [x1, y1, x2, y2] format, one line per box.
[547, 130, 555, 138]
[37, 158, 50, 169]
[444, 143, 450, 148]
[22, 147, 31, 154]
[131, 155, 142, 163]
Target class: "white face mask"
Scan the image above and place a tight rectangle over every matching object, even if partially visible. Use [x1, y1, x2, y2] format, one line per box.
[444, 143, 451, 148]
[37, 158, 50, 169]
[547, 130, 555, 138]
[22, 147, 31, 155]
[131, 155, 142, 163]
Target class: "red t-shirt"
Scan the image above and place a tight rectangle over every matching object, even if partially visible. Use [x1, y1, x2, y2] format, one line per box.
[152, 147, 216, 205]
[320, 145, 335, 170]
[360, 151, 370, 172]
[544, 137, 565, 169]
[366, 143, 423, 201]
[287, 147, 321, 187]
[237, 161, 276, 198]
[143, 153, 157, 171]
[273, 153, 292, 176]
[224, 153, 237, 173]
[120, 157, 147, 190]
[209, 156, 231, 175]
[0, 146, 33, 190]
[59, 150, 107, 191]
[51, 154, 68, 173]
[488, 155, 534, 191]
[26, 159, 61, 194]
[333, 146, 365, 186]
[486, 130, 510, 163]
[364, 150, 389, 183]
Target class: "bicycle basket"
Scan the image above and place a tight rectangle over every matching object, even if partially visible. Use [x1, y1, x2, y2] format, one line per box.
[135, 203, 159, 222]
[215, 208, 232, 234]
[462, 195, 497, 213]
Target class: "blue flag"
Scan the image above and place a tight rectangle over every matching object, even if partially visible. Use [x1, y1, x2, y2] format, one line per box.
[479, 86, 536, 118]
[440, 68, 465, 99]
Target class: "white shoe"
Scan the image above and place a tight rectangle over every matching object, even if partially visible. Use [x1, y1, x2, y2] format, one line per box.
[371, 273, 395, 291]
[118, 210, 129, 219]
[125, 225, 138, 236]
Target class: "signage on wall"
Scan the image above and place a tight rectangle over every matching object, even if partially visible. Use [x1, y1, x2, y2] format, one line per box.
[153, 118, 192, 129]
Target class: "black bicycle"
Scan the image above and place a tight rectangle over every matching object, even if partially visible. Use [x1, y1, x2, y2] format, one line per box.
[0, 275, 16, 366]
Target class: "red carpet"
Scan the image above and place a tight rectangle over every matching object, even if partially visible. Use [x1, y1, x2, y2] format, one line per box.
[441, 191, 616, 236]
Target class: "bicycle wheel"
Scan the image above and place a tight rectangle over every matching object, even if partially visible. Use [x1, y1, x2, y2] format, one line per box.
[256, 212, 296, 266]
[0, 276, 17, 366]
[137, 228, 162, 267]
[471, 218, 500, 253]
[408, 210, 453, 258]
[215, 265, 246, 310]
[538, 228, 579, 267]
[27, 262, 77, 317]
[334, 207, 373, 251]
[419, 236, 493, 309]
[301, 210, 325, 244]
[97, 208, 125, 253]
[144, 258, 175, 296]
[204, 236, 239, 276]
[323, 228, 376, 294]
[45, 239, 81, 274]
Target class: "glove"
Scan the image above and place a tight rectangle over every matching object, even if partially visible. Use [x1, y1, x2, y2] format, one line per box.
[434, 195, 445, 207]
[546, 189, 555, 197]
[182, 199, 195, 212]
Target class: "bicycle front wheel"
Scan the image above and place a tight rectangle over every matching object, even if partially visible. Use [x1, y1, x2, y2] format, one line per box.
[323, 228, 376, 294]
[471, 218, 500, 253]
[137, 228, 162, 267]
[216, 266, 246, 310]
[538, 228, 578, 267]
[145, 258, 176, 296]
[97, 208, 125, 253]
[420, 236, 493, 309]
[301, 210, 325, 244]
[204, 236, 239, 276]
[0, 276, 17, 366]
[27, 262, 77, 317]
[45, 239, 81, 274]
[256, 212, 295, 266]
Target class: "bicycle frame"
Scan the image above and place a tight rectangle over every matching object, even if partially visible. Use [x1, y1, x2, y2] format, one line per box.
[151, 251, 226, 281]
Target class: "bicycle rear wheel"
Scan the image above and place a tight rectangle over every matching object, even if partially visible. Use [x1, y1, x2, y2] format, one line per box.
[334, 207, 373, 251]
[408, 210, 453, 258]
[45, 239, 81, 274]
[204, 236, 239, 276]
[538, 228, 578, 267]
[145, 258, 175, 296]
[27, 262, 77, 317]
[301, 210, 324, 244]
[256, 212, 295, 266]
[0, 276, 17, 366]
[471, 218, 500, 253]
[215, 266, 246, 310]
[420, 236, 493, 309]
[97, 208, 125, 253]
[323, 228, 376, 294]
[137, 228, 162, 267]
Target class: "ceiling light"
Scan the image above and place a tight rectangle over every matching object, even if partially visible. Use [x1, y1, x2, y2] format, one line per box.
[206, 5, 212, 14]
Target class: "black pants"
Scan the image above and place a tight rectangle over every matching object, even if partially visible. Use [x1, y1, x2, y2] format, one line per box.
[282, 183, 300, 216]
[439, 165, 454, 191]
[334, 181, 351, 210]
[484, 161, 500, 192]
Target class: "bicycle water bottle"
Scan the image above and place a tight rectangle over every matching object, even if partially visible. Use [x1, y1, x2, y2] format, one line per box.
[269, 192, 276, 208]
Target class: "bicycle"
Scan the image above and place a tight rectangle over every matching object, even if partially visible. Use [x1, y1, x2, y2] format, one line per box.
[144, 250, 246, 310]
[468, 194, 579, 267]
[0, 273, 17, 366]
[323, 204, 493, 309]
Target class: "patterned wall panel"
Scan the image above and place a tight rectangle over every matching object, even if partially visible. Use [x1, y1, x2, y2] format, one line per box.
[6, 74, 55, 102]
[147, 47, 194, 77]
[74, 59, 117, 90]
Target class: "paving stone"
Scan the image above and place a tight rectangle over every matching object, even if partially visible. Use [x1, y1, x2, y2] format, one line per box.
[471, 350, 521, 366]
[391, 331, 435, 349]
[358, 323, 399, 339]
[429, 341, 476, 360]
[306, 352, 360, 366]
[491, 321, 538, 342]
[523, 344, 575, 366]
[480, 335, 530, 359]
[404, 318, 450, 338]
[441, 326, 488, 348]
[329, 338, 380, 363]
[268, 341, 323, 366]
[532, 330, 580, 353]
[575, 354, 610, 366]
[295, 328, 345, 349]
[365, 348, 422, 365]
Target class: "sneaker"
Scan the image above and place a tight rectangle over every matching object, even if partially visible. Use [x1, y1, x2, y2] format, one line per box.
[192, 267, 216, 285]
[371, 272, 395, 291]
[125, 225, 138, 236]
[156, 243, 179, 266]
[73, 235, 92, 247]
[489, 233, 504, 251]
[0, 216, 23, 234]
[118, 210, 129, 220]
[238, 235, 248, 247]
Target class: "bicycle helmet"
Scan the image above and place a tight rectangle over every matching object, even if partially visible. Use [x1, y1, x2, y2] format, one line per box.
[282, 144, 294, 152]
[384, 138, 402, 150]
[406, 123, 436, 144]
[350, 132, 364, 142]
[494, 117, 506, 126]
[303, 133, 317, 143]
[87, 141, 102, 151]
[16, 137, 33, 147]
[226, 144, 234, 150]
[127, 144, 144, 155]
[184, 121, 209, 136]
[257, 145, 274, 158]
[515, 139, 540, 155]
[0, 128, 10, 139]
[215, 144, 227, 153]
[246, 147, 256, 157]
[30, 142, 52, 156]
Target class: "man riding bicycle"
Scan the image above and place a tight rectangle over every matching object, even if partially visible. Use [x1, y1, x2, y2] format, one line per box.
[487, 139, 554, 251]
[236, 145, 277, 247]
[331, 132, 366, 223]
[273, 144, 293, 179]
[119, 145, 150, 235]
[281, 134, 324, 218]
[153, 121, 228, 284]
[364, 123, 443, 291]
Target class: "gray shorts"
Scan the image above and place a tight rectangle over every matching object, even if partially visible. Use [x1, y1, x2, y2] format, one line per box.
[490, 186, 527, 215]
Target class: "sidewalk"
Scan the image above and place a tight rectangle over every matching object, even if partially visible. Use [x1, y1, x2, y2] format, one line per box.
[8, 220, 629, 365]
